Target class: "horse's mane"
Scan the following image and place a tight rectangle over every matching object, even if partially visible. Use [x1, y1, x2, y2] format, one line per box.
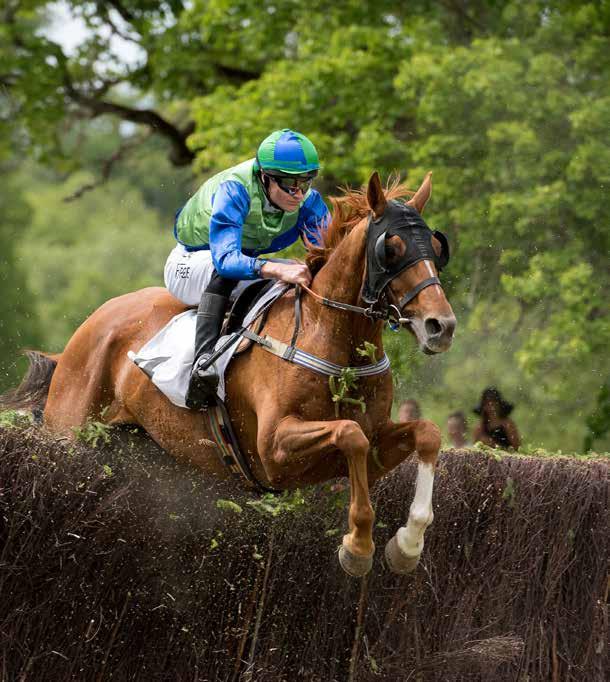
[305, 177, 415, 274]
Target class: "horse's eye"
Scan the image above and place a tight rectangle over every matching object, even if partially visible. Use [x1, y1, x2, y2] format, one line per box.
[385, 235, 406, 264]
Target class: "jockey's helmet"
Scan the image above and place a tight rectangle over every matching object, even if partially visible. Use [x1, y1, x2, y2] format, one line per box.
[255, 129, 320, 178]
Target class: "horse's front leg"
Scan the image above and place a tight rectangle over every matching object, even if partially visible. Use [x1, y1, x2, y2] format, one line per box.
[259, 416, 374, 577]
[374, 419, 441, 574]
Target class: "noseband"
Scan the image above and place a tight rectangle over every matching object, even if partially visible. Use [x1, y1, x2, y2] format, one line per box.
[302, 200, 450, 326]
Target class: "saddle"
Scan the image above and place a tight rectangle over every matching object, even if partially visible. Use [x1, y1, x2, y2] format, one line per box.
[128, 281, 289, 408]
[224, 279, 276, 336]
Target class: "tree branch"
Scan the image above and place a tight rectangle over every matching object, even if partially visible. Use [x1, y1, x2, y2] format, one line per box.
[63, 77, 194, 166]
[104, 12, 141, 44]
[63, 131, 151, 202]
[103, 0, 135, 24]
[441, 0, 487, 37]
[7, 5, 199, 169]
[89, 65, 150, 99]
[214, 62, 263, 83]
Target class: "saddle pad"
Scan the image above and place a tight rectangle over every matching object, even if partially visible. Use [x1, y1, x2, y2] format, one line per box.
[128, 282, 289, 407]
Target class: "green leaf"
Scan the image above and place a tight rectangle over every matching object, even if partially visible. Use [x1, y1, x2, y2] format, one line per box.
[216, 499, 243, 514]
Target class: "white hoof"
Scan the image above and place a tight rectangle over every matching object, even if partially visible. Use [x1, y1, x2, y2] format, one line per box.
[338, 545, 374, 577]
[385, 534, 421, 574]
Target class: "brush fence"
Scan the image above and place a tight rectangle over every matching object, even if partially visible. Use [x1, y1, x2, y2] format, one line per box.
[0, 426, 607, 681]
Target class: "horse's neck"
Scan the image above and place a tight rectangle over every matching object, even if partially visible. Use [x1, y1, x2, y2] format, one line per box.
[313, 222, 368, 305]
[307, 222, 384, 362]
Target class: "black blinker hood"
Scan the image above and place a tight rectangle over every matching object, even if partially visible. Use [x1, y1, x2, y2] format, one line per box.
[362, 200, 449, 305]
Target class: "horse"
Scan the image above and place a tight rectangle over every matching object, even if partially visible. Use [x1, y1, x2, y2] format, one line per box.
[2, 171, 456, 577]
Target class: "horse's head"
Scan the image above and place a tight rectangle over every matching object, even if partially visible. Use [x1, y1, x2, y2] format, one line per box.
[364, 172, 456, 354]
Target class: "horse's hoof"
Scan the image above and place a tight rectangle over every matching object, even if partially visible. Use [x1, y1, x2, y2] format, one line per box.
[385, 534, 420, 574]
[338, 545, 374, 577]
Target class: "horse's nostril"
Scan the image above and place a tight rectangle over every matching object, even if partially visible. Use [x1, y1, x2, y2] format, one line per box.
[425, 318, 442, 336]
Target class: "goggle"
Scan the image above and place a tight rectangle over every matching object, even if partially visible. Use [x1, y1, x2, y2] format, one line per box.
[265, 173, 315, 196]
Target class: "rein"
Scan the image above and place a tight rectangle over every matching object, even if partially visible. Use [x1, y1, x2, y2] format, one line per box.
[299, 275, 442, 327]
[299, 283, 387, 320]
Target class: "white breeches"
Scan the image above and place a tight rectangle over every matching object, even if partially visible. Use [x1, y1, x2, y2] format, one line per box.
[164, 245, 294, 306]
[164, 246, 218, 306]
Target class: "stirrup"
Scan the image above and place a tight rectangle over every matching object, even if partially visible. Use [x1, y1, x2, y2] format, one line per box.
[186, 355, 219, 409]
[186, 373, 218, 409]
[193, 354, 217, 377]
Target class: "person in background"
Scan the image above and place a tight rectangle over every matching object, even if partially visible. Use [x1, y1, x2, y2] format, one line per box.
[447, 410, 470, 448]
[397, 399, 421, 422]
[472, 386, 521, 450]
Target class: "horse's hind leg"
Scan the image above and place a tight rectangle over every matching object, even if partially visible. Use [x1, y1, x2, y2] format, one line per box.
[373, 419, 441, 574]
[107, 360, 232, 479]
[260, 416, 374, 577]
[44, 348, 114, 434]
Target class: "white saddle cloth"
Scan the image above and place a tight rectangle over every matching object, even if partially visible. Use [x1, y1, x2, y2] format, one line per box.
[128, 282, 288, 408]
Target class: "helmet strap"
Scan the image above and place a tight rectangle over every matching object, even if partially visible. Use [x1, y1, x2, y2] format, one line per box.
[257, 171, 284, 212]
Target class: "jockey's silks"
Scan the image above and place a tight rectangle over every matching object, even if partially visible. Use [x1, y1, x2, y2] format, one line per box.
[176, 159, 320, 252]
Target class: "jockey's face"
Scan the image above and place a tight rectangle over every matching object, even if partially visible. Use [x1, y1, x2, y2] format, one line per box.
[264, 174, 304, 212]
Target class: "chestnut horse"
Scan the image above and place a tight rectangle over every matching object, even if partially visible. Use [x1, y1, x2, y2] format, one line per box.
[2, 172, 455, 577]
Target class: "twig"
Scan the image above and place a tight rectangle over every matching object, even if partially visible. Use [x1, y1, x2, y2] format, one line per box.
[61, 65, 194, 166]
[63, 131, 151, 202]
[96, 590, 131, 682]
[348, 574, 369, 681]
[232, 562, 264, 681]
[243, 531, 274, 681]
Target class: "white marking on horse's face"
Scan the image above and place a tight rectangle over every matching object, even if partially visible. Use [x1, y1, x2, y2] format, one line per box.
[394, 261, 456, 354]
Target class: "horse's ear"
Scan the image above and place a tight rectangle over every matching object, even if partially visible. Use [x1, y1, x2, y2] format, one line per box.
[407, 171, 432, 214]
[367, 171, 387, 218]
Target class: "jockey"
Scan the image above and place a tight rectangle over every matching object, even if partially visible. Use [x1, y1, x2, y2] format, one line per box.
[164, 128, 330, 409]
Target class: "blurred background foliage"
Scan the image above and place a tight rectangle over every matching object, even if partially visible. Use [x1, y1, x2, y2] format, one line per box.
[0, 0, 608, 451]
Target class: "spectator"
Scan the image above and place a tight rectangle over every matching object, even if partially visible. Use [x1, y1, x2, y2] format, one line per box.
[397, 399, 421, 422]
[472, 386, 521, 450]
[447, 411, 470, 448]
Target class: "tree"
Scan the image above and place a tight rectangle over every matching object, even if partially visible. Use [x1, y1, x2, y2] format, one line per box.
[2, 1, 608, 449]
[0, 0, 271, 178]
[17, 161, 178, 351]
[0, 142, 41, 390]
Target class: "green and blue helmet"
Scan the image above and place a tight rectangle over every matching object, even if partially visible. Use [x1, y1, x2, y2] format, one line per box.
[255, 128, 320, 177]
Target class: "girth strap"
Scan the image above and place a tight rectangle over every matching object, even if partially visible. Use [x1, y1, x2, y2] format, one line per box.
[241, 329, 390, 378]
[205, 401, 278, 494]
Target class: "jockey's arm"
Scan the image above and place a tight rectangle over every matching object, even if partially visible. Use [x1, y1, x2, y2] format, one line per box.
[210, 183, 328, 285]
[209, 181, 260, 280]
[258, 190, 329, 286]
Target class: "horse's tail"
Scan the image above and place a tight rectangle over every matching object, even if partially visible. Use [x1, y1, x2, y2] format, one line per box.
[0, 350, 60, 416]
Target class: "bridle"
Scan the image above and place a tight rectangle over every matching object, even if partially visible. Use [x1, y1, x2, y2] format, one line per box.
[299, 277, 441, 329]
[301, 201, 450, 328]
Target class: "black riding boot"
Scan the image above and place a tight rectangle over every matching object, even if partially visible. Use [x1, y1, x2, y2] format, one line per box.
[185, 292, 229, 409]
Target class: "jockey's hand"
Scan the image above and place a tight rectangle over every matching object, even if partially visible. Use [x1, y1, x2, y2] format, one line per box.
[261, 261, 312, 287]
